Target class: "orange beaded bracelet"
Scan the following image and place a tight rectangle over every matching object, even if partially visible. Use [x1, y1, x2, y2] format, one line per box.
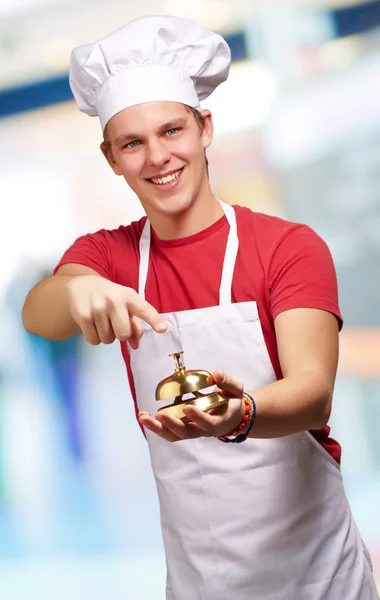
[215, 394, 254, 441]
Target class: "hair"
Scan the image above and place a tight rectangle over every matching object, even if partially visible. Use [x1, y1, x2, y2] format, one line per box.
[103, 104, 209, 175]
[185, 106, 209, 176]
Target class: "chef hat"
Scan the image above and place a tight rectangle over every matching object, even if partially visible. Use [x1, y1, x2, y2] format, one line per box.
[69, 15, 231, 131]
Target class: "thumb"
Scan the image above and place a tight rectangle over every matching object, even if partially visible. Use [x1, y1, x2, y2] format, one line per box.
[212, 369, 244, 398]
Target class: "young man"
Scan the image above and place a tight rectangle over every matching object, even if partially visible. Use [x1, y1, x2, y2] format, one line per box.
[22, 16, 378, 600]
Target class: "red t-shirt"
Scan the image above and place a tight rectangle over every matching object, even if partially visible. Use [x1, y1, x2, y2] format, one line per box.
[55, 205, 343, 462]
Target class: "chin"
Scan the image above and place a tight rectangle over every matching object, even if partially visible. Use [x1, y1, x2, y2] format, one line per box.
[151, 194, 194, 218]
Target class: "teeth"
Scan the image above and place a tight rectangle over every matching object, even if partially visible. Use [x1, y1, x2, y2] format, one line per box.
[151, 169, 182, 185]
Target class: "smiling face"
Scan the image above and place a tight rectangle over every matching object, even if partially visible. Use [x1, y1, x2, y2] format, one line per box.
[101, 102, 215, 227]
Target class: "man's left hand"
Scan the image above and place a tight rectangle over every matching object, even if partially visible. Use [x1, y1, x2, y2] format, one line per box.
[138, 369, 245, 442]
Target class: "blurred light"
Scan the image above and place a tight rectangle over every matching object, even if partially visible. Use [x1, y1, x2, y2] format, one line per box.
[206, 60, 277, 136]
[0, 171, 74, 299]
[296, 10, 336, 45]
[262, 53, 380, 169]
[318, 34, 363, 71]
[339, 330, 380, 378]
[0, 0, 62, 17]
[164, 0, 231, 30]
[43, 38, 74, 71]
[298, 0, 374, 7]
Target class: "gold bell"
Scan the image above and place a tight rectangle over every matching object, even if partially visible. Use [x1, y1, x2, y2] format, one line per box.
[155, 352, 228, 419]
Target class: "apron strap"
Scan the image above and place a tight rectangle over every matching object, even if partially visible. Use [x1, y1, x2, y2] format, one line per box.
[138, 217, 151, 298]
[218, 201, 238, 305]
[138, 201, 239, 305]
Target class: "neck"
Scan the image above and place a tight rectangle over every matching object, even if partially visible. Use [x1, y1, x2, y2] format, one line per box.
[145, 188, 224, 240]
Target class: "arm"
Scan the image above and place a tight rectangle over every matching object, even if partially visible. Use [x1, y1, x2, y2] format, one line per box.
[22, 263, 166, 346]
[247, 306, 339, 438]
[22, 264, 99, 340]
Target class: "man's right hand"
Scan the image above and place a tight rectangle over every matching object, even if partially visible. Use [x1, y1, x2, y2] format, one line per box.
[66, 275, 167, 349]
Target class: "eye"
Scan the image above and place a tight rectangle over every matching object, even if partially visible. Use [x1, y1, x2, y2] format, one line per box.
[124, 140, 140, 149]
[165, 128, 180, 136]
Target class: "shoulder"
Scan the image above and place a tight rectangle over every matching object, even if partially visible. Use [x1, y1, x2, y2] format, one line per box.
[233, 206, 335, 281]
[89, 216, 147, 249]
[233, 205, 314, 256]
[54, 217, 147, 281]
[232, 205, 341, 323]
[68, 216, 148, 261]
[233, 204, 302, 233]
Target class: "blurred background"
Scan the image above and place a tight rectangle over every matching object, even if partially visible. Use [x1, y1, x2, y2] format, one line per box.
[0, 0, 380, 597]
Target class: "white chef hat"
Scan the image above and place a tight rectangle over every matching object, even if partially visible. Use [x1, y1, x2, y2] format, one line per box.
[69, 15, 231, 131]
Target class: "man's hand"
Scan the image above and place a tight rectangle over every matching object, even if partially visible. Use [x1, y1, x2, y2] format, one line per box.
[22, 263, 167, 344]
[66, 275, 167, 349]
[138, 369, 246, 442]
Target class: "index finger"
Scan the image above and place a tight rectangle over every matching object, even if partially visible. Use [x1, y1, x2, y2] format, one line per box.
[127, 291, 167, 333]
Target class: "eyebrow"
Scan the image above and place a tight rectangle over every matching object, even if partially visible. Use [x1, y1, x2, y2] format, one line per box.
[113, 118, 188, 147]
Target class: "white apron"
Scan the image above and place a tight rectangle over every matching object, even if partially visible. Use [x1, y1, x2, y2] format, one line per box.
[130, 202, 378, 600]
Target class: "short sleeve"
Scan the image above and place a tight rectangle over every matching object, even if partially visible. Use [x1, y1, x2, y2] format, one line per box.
[53, 230, 114, 281]
[268, 225, 343, 330]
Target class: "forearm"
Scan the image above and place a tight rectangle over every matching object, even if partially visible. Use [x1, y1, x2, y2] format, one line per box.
[248, 371, 333, 439]
[22, 275, 82, 340]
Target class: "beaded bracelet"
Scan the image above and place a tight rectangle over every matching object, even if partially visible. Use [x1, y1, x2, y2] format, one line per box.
[216, 392, 256, 444]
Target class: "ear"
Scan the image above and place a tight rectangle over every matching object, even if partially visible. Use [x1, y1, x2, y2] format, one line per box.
[199, 109, 214, 150]
[100, 141, 123, 176]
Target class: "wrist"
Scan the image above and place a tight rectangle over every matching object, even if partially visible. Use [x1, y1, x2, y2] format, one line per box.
[236, 396, 247, 429]
[216, 394, 255, 442]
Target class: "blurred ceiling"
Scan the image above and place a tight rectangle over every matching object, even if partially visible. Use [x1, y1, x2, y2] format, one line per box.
[0, 0, 373, 16]
[0, 0, 375, 90]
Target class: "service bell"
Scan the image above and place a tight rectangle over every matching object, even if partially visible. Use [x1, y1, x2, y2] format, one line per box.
[155, 352, 228, 419]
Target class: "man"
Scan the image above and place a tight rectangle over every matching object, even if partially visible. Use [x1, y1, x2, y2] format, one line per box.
[22, 15, 378, 600]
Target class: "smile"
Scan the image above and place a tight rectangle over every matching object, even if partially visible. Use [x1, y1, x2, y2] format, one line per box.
[149, 167, 184, 186]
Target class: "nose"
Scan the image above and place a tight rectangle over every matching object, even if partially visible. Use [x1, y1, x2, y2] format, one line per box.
[145, 138, 171, 168]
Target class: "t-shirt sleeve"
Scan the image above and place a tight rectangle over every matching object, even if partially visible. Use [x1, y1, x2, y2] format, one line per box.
[53, 230, 114, 281]
[268, 224, 343, 330]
